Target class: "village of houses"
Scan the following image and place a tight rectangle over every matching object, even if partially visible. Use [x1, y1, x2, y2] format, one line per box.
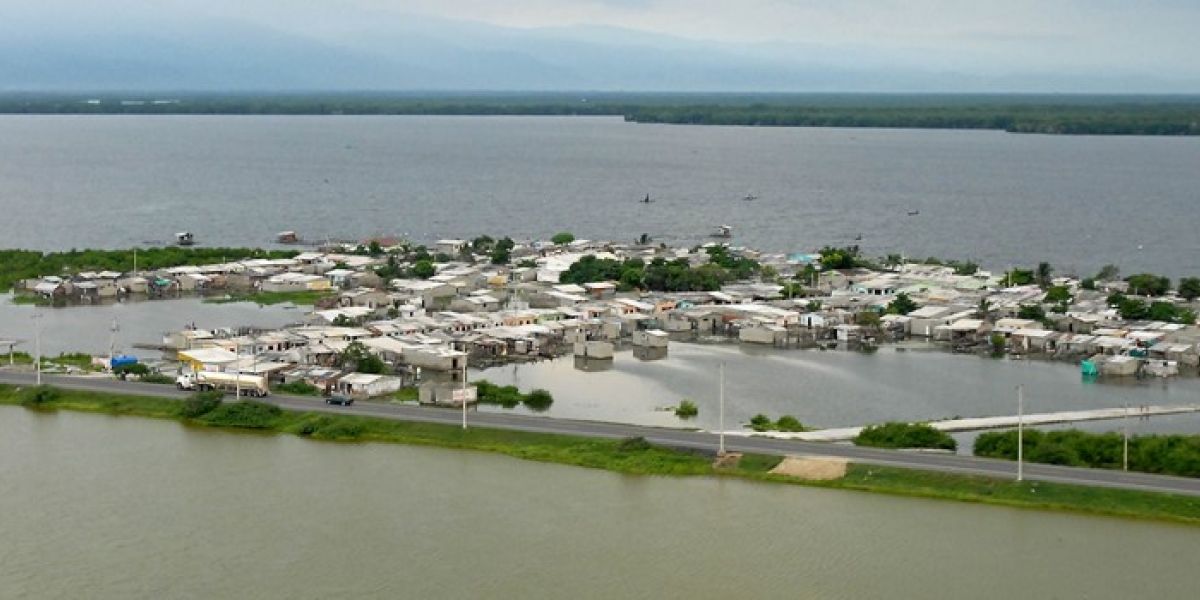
[14, 236, 1200, 402]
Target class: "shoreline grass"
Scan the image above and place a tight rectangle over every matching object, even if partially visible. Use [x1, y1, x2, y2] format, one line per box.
[2, 384, 1198, 526]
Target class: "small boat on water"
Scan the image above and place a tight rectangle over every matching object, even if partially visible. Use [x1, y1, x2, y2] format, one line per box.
[743, 193, 758, 202]
[175, 232, 195, 246]
[276, 231, 300, 244]
[907, 209, 920, 216]
[711, 225, 733, 238]
[641, 194, 654, 204]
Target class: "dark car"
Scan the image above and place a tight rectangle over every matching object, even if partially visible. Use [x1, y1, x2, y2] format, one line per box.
[325, 395, 354, 406]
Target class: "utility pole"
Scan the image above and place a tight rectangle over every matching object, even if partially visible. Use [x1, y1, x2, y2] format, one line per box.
[109, 317, 119, 369]
[461, 359, 468, 430]
[1123, 402, 1130, 471]
[33, 312, 43, 386]
[718, 361, 726, 456]
[1016, 384, 1024, 482]
[235, 341, 242, 399]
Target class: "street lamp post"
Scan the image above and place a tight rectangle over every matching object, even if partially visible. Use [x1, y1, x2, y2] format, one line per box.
[1016, 384, 1024, 482]
[718, 361, 726, 457]
[1123, 402, 1130, 472]
[33, 312, 43, 385]
[461, 359, 468, 430]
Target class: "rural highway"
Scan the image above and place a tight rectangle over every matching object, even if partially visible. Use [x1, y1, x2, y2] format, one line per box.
[4, 371, 1200, 497]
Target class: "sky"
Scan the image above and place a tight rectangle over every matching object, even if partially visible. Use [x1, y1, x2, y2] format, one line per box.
[5, 0, 1200, 92]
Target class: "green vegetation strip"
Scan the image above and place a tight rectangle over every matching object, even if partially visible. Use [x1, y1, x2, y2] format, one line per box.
[854, 422, 957, 451]
[204, 290, 333, 306]
[0, 247, 298, 292]
[2, 384, 1199, 525]
[4, 93, 1199, 135]
[976, 429, 1200, 478]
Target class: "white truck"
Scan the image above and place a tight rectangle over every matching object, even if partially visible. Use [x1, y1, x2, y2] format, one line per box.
[175, 371, 269, 397]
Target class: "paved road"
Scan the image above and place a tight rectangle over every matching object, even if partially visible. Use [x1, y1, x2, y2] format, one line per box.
[5, 371, 1200, 497]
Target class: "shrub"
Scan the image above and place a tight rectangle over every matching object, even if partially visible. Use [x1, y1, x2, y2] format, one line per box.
[854, 422, 957, 451]
[298, 416, 366, 440]
[524, 389, 554, 412]
[618, 436, 653, 452]
[674, 399, 699, 418]
[114, 363, 150, 377]
[749, 414, 773, 432]
[199, 400, 282, 429]
[180, 390, 224, 418]
[139, 373, 175, 385]
[975, 429, 1200, 477]
[276, 380, 319, 396]
[19, 385, 59, 407]
[775, 415, 805, 432]
[474, 379, 551, 410]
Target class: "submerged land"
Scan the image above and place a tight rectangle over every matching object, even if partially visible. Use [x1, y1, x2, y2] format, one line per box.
[3, 92, 1200, 135]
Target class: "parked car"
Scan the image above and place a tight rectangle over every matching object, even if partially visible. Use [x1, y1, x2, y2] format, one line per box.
[325, 395, 354, 406]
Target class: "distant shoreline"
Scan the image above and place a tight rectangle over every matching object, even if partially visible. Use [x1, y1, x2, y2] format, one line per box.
[2, 92, 1199, 135]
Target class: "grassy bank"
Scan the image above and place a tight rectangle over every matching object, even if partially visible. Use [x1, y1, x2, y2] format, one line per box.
[204, 290, 333, 306]
[2, 384, 1198, 525]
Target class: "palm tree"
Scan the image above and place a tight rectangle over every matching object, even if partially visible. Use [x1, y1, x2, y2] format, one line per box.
[977, 297, 992, 321]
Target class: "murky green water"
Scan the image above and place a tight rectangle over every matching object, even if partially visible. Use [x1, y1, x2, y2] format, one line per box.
[1, 407, 1195, 599]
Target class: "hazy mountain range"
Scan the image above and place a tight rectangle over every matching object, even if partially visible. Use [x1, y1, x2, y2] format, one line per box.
[1, 12, 1194, 93]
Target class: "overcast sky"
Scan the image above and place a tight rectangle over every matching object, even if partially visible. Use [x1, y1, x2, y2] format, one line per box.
[8, 0, 1200, 91]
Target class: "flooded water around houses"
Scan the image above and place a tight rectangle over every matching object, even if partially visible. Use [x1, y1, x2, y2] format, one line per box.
[0, 293, 301, 357]
[1, 407, 1197, 599]
[474, 342, 1200, 433]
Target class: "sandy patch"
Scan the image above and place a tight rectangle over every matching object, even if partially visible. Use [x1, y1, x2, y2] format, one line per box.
[769, 456, 848, 480]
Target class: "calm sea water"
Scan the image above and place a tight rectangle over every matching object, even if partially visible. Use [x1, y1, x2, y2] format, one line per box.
[2, 115, 1199, 277]
[2, 408, 1196, 600]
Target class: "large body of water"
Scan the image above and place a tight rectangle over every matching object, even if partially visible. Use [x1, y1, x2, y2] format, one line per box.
[1, 408, 1196, 599]
[2, 115, 1199, 277]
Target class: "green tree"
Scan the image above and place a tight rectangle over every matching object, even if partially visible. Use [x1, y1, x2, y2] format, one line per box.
[471, 235, 495, 253]
[1017, 304, 1046, 321]
[489, 237, 515, 265]
[1044, 286, 1072, 305]
[339, 341, 386, 374]
[1178, 277, 1200, 301]
[1117, 297, 1149, 320]
[886, 292, 919, 315]
[856, 311, 882, 329]
[1125, 273, 1170, 297]
[1148, 302, 1181, 323]
[1095, 264, 1120, 281]
[1004, 269, 1034, 286]
[551, 232, 575, 245]
[818, 246, 862, 270]
[411, 260, 436, 279]
[1036, 262, 1054, 287]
